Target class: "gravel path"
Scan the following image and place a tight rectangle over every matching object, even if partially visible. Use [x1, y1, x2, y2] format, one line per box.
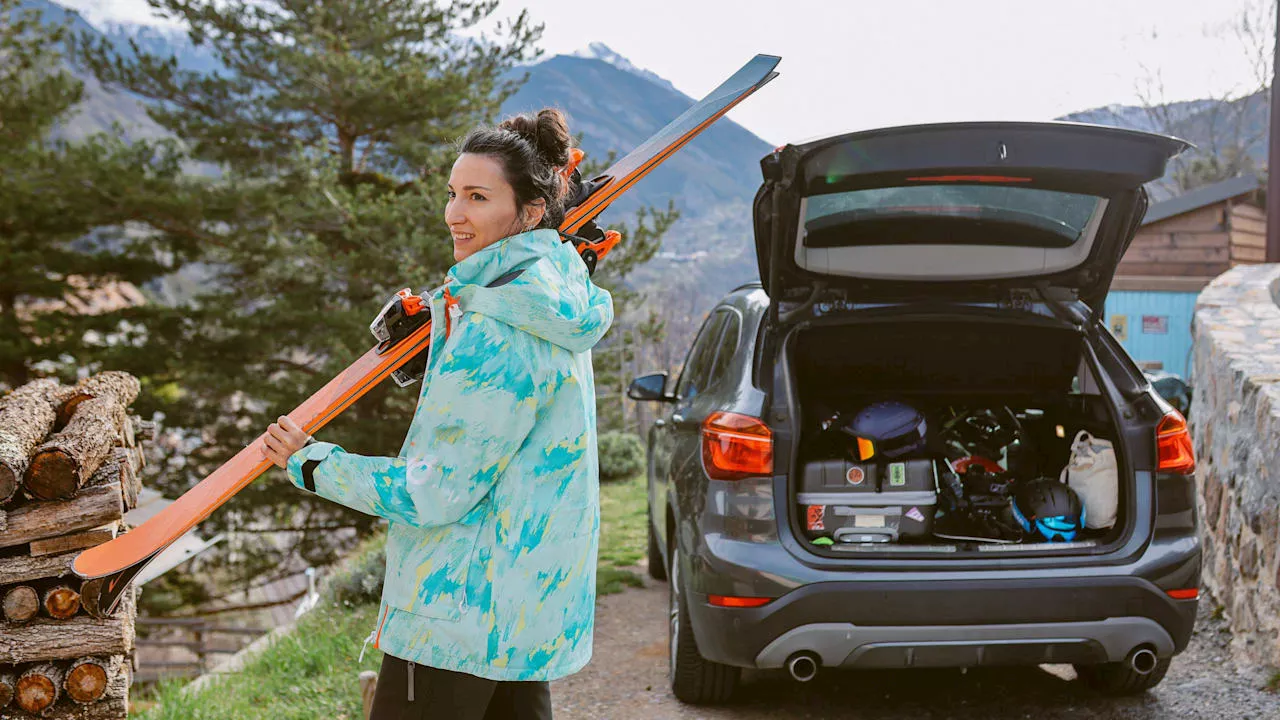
[552, 575, 1280, 720]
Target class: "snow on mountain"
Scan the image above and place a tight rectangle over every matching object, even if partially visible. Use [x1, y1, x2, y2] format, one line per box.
[570, 41, 677, 93]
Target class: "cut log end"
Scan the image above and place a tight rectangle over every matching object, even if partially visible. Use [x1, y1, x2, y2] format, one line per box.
[16, 663, 63, 714]
[56, 372, 141, 427]
[0, 465, 18, 505]
[57, 395, 89, 427]
[79, 578, 104, 619]
[64, 658, 109, 704]
[43, 584, 82, 619]
[3, 585, 40, 623]
[25, 450, 81, 501]
[0, 670, 15, 708]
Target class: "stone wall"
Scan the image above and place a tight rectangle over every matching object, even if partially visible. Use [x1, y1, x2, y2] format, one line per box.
[1190, 264, 1280, 667]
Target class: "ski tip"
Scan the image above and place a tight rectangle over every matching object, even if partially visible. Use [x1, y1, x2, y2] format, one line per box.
[70, 546, 105, 580]
[72, 545, 153, 616]
[76, 567, 138, 617]
[746, 54, 782, 72]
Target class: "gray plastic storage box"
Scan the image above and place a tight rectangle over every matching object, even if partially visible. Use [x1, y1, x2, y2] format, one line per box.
[798, 458, 939, 543]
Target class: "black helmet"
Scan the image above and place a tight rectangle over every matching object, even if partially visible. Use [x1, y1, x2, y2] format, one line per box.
[1011, 478, 1085, 542]
[828, 401, 928, 462]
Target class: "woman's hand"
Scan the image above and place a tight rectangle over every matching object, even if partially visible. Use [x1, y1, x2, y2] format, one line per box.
[262, 415, 312, 470]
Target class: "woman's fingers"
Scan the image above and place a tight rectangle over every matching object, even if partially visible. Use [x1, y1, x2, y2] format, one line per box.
[273, 416, 308, 444]
[262, 417, 309, 470]
[262, 433, 282, 465]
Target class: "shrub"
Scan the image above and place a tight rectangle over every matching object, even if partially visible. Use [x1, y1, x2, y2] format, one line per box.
[324, 531, 387, 606]
[598, 430, 645, 481]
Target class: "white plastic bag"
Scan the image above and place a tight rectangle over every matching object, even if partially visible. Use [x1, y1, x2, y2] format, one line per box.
[1061, 430, 1117, 529]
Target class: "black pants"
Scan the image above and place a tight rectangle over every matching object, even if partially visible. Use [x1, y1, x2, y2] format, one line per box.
[369, 653, 552, 720]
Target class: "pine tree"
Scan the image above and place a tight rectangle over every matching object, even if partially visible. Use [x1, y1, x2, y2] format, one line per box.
[567, 150, 678, 434]
[74, 0, 543, 594]
[0, 0, 202, 391]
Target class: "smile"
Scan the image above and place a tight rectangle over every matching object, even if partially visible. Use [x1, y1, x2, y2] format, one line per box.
[452, 232, 475, 242]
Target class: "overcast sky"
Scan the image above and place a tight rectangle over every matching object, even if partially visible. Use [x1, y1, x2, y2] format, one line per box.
[66, 0, 1271, 145]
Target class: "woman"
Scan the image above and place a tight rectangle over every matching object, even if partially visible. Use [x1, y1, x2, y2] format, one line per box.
[261, 108, 613, 719]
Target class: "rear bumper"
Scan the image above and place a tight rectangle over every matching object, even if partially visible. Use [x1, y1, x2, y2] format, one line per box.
[686, 573, 1199, 670]
[754, 617, 1171, 669]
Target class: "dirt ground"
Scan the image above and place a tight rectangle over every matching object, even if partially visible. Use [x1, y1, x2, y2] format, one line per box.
[552, 574, 1280, 720]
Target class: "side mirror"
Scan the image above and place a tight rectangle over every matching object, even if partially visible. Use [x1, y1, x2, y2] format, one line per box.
[627, 372, 674, 402]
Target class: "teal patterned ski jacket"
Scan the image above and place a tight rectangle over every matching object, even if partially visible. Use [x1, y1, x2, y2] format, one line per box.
[285, 228, 613, 681]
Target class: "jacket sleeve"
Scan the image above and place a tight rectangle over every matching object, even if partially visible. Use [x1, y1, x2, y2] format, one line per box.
[286, 313, 544, 528]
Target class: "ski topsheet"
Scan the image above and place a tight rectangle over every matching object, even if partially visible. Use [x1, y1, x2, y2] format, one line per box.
[562, 53, 780, 235]
[72, 54, 781, 614]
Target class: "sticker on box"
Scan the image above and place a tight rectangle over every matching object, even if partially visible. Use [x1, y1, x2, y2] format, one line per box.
[889, 463, 906, 486]
[807, 505, 825, 531]
[854, 514, 886, 528]
[845, 466, 865, 486]
[906, 506, 926, 523]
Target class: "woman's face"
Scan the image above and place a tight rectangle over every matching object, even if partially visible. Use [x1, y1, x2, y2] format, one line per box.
[445, 153, 543, 263]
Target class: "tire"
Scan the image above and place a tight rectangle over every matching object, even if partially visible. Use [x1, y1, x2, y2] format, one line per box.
[668, 544, 739, 704]
[646, 505, 667, 581]
[1075, 657, 1172, 696]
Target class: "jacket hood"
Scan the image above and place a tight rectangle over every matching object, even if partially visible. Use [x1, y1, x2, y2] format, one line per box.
[444, 228, 613, 353]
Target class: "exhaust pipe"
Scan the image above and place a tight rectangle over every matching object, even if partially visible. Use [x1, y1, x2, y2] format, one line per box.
[1127, 647, 1158, 675]
[786, 652, 820, 682]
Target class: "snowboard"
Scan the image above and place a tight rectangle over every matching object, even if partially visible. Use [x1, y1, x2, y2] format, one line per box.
[73, 54, 781, 614]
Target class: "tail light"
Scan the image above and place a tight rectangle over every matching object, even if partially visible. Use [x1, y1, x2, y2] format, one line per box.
[702, 412, 772, 481]
[1156, 411, 1195, 474]
[708, 594, 772, 608]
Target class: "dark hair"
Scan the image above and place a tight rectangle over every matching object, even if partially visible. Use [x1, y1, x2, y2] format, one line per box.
[459, 108, 573, 230]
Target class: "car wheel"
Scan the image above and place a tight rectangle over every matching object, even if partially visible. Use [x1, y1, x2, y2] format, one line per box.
[668, 543, 739, 704]
[647, 504, 667, 581]
[1075, 657, 1172, 695]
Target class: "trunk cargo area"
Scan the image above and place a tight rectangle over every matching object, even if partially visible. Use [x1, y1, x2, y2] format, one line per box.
[785, 314, 1130, 558]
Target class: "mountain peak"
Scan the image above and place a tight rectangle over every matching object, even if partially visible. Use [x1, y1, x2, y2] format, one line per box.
[568, 42, 676, 92]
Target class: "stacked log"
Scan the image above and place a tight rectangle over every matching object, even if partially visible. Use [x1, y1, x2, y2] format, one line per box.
[0, 373, 151, 719]
[2, 654, 129, 718]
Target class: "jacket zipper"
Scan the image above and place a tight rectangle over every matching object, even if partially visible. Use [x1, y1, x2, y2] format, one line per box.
[358, 605, 390, 664]
[374, 604, 390, 648]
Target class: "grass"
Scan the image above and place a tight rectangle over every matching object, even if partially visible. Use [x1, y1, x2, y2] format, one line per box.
[596, 473, 649, 595]
[134, 473, 651, 718]
[133, 602, 383, 719]
[1267, 670, 1280, 694]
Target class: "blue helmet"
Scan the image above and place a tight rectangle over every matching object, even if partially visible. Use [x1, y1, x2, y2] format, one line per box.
[1011, 478, 1086, 542]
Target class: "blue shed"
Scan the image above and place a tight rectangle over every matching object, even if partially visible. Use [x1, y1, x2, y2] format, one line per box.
[1105, 175, 1266, 378]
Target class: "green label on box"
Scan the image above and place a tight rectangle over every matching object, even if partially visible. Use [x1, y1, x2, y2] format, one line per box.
[889, 463, 906, 487]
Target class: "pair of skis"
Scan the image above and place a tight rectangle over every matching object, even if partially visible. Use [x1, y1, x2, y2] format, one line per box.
[72, 54, 781, 614]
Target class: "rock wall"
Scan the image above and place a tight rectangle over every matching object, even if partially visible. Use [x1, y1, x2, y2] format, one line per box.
[1190, 264, 1280, 667]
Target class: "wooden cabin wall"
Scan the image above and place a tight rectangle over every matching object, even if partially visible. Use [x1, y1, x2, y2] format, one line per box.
[1228, 201, 1267, 265]
[1117, 204, 1231, 277]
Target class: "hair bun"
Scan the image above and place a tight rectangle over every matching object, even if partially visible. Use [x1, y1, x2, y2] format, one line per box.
[499, 108, 572, 168]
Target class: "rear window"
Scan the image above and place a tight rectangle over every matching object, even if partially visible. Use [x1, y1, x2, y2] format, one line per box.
[802, 185, 1103, 249]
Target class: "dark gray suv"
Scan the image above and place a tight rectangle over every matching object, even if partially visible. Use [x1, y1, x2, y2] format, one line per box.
[627, 122, 1201, 705]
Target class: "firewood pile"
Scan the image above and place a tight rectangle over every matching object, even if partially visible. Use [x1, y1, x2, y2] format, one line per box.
[0, 372, 152, 719]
